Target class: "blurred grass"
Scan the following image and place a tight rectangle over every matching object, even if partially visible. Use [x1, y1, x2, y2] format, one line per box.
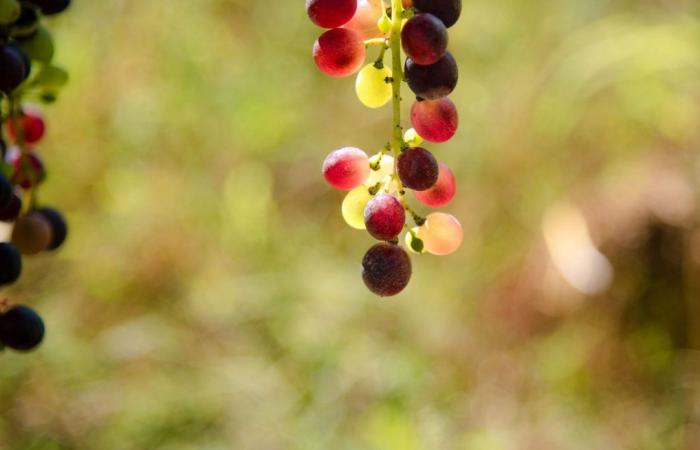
[2, 0, 700, 448]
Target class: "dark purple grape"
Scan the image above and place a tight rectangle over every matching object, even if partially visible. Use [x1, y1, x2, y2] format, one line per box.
[0, 305, 44, 351]
[37, 207, 67, 250]
[0, 173, 12, 209]
[404, 52, 458, 100]
[0, 243, 22, 286]
[10, 3, 39, 39]
[401, 13, 448, 65]
[413, 0, 461, 28]
[0, 45, 26, 94]
[362, 243, 412, 296]
[26, 0, 70, 15]
[364, 194, 405, 241]
[6, 43, 31, 81]
[0, 194, 22, 222]
[397, 147, 438, 191]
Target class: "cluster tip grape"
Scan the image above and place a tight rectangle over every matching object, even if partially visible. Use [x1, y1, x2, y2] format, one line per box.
[308, 0, 463, 296]
[0, 0, 72, 353]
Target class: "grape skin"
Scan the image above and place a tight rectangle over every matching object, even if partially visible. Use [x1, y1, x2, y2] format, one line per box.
[322, 147, 370, 191]
[410, 97, 458, 143]
[364, 194, 405, 241]
[401, 13, 448, 66]
[405, 52, 458, 100]
[313, 28, 366, 78]
[414, 162, 456, 208]
[306, 0, 358, 29]
[362, 243, 412, 296]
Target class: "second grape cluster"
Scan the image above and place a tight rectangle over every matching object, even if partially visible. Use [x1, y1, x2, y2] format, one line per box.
[308, 0, 463, 296]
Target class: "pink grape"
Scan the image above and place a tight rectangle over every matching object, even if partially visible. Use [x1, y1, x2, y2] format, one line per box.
[313, 28, 366, 78]
[364, 194, 405, 241]
[414, 162, 456, 208]
[322, 147, 370, 190]
[397, 147, 438, 191]
[410, 97, 458, 143]
[417, 212, 463, 255]
[344, 0, 386, 39]
[401, 13, 448, 65]
[362, 243, 412, 296]
[306, 0, 358, 29]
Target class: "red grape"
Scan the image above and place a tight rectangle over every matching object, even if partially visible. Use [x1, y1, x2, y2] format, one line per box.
[7, 108, 45, 145]
[397, 147, 438, 191]
[313, 28, 366, 78]
[413, 0, 461, 28]
[410, 97, 458, 143]
[307, 0, 358, 29]
[401, 13, 448, 65]
[322, 147, 370, 190]
[414, 162, 456, 208]
[405, 52, 458, 100]
[362, 243, 412, 296]
[10, 151, 46, 189]
[364, 194, 405, 241]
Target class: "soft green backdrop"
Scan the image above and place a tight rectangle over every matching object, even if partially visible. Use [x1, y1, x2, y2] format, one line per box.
[2, 0, 700, 448]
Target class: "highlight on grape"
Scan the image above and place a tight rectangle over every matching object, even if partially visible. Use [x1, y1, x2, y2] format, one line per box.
[307, 0, 462, 296]
[0, 0, 72, 352]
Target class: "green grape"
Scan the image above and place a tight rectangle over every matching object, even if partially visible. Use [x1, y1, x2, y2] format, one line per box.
[377, 10, 391, 33]
[341, 186, 371, 230]
[365, 153, 394, 187]
[34, 65, 68, 88]
[355, 63, 392, 109]
[405, 227, 425, 254]
[0, 0, 20, 25]
[18, 27, 54, 63]
[404, 128, 423, 147]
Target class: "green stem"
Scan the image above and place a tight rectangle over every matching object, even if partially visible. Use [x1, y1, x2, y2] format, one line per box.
[390, 0, 404, 195]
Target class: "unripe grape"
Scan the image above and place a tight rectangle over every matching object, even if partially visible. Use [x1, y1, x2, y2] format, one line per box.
[413, 0, 461, 28]
[0, 45, 26, 94]
[34, 65, 68, 89]
[411, 97, 458, 143]
[342, 186, 371, 230]
[0, 0, 20, 25]
[397, 147, 438, 191]
[37, 207, 67, 250]
[7, 107, 45, 145]
[344, 0, 386, 39]
[417, 212, 462, 255]
[414, 162, 456, 208]
[364, 193, 405, 241]
[355, 63, 392, 108]
[401, 13, 448, 65]
[17, 26, 54, 63]
[323, 147, 370, 191]
[11, 211, 51, 255]
[365, 153, 394, 187]
[313, 28, 365, 78]
[27, 0, 70, 15]
[403, 128, 423, 147]
[0, 305, 44, 351]
[0, 243, 22, 285]
[405, 228, 426, 254]
[10, 152, 46, 189]
[361, 243, 412, 296]
[405, 52, 458, 100]
[306, 0, 357, 29]
[0, 194, 22, 222]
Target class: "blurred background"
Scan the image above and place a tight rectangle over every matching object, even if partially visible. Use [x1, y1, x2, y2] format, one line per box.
[2, 0, 700, 448]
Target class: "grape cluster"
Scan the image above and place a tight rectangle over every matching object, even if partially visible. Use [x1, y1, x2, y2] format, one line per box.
[308, 0, 463, 296]
[0, 0, 71, 352]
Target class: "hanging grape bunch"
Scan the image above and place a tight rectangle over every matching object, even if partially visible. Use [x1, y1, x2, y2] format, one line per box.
[0, 0, 71, 352]
[308, 0, 463, 296]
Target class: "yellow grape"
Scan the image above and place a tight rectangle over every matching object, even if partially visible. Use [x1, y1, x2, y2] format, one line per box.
[355, 64, 392, 109]
[417, 212, 463, 255]
[342, 186, 372, 230]
[365, 153, 394, 187]
[404, 128, 423, 147]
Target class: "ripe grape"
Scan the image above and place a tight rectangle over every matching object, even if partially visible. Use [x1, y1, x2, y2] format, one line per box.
[401, 13, 448, 65]
[7, 43, 31, 81]
[342, 186, 371, 230]
[10, 152, 46, 189]
[365, 153, 394, 187]
[364, 193, 405, 241]
[414, 162, 456, 208]
[26, 0, 70, 15]
[413, 0, 461, 28]
[0, 305, 44, 351]
[0, 243, 22, 286]
[355, 63, 392, 108]
[402, 0, 414, 7]
[344, 0, 385, 39]
[306, 0, 357, 29]
[410, 97, 458, 143]
[417, 212, 463, 255]
[0, 45, 26, 94]
[7, 107, 45, 144]
[322, 147, 370, 190]
[37, 207, 67, 250]
[313, 28, 365, 78]
[0, 0, 20, 25]
[11, 211, 51, 255]
[17, 26, 54, 63]
[405, 52, 458, 100]
[0, 194, 22, 222]
[397, 147, 438, 191]
[361, 243, 412, 296]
